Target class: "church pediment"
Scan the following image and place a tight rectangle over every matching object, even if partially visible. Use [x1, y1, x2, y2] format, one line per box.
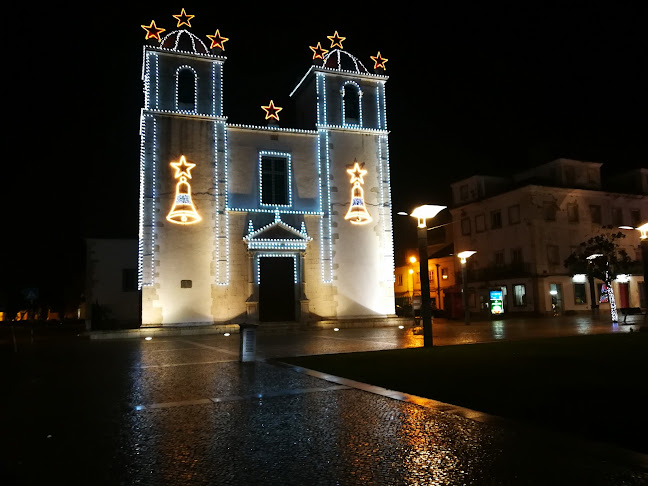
[243, 216, 311, 250]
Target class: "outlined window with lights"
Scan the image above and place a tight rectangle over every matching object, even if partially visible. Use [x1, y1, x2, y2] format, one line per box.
[341, 81, 362, 126]
[259, 151, 292, 207]
[176, 66, 197, 113]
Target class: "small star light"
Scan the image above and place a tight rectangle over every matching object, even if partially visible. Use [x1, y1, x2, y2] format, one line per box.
[173, 8, 195, 28]
[261, 100, 283, 121]
[207, 29, 229, 50]
[309, 42, 329, 60]
[327, 31, 346, 49]
[141, 20, 165, 42]
[347, 161, 367, 184]
[170, 155, 196, 179]
[371, 51, 388, 70]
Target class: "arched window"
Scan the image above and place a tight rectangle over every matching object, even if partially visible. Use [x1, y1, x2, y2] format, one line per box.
[342, 82, 362, 126]
[176, 67, 196, 112]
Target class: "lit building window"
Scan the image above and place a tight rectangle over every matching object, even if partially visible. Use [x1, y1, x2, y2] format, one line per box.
[574, 283, 587, 304]
[513, 284, 526, 306]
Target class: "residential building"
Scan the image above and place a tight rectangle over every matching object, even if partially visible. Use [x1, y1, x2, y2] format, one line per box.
[450, 159, 646, 316]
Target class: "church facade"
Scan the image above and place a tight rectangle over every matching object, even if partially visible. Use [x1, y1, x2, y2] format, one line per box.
[138, 19, 396, 327]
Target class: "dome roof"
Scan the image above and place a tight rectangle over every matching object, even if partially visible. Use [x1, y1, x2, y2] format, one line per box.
[160, 29, 210, 55]
[322, 49, 369, 74]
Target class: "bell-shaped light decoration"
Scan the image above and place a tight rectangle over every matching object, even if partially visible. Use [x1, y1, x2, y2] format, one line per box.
[345, 182, 372, 225]
[167, 176, 201, 225]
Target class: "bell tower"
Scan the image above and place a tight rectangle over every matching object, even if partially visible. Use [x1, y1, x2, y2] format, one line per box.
[139, 13, 228, 326]
[291, 37, 395, 318]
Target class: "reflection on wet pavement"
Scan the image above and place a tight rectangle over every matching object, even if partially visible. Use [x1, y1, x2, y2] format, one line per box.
[4, 315, 647, 485]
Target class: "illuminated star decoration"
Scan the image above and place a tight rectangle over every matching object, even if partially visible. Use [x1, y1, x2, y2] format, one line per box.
[141, 20, 165, 42]
[170, 155, 196, 179]
[261, 100, 283, 121]
[370, 51, 388, 70]
[347, 161, 367, 184]
[207, 29, 229, 50]
[327, 31, 346, 49]
[309, 42, 329, 60]
[173, 8, 195, 28]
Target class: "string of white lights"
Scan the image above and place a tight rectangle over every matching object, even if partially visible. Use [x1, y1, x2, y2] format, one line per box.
[259, 151, 293, 208]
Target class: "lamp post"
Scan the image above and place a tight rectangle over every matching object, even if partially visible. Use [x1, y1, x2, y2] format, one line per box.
[410, 205, 447, 347]
[457, 251, 476, 325]
[586, 253, 602, 317]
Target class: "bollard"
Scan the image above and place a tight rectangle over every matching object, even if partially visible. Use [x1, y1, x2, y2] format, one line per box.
[238, 323, 259, 362]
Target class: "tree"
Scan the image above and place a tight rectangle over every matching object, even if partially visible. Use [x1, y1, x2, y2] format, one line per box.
[564, 232, 632, 323]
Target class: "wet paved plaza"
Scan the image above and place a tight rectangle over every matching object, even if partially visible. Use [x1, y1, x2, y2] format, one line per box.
[3, 316, 647, 484]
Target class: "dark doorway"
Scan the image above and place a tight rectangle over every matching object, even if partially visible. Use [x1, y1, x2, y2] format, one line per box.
[259, 257, 295, 322]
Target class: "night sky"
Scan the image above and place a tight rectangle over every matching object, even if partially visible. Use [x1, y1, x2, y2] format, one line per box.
[6, 4, 646, 313]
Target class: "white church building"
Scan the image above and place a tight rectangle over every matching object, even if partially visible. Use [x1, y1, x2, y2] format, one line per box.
[138, 15, 397, 327]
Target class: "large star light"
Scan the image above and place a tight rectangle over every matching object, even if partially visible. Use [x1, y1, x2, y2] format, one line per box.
[207, 29, 229, 50]
[309, 42, 329, 60]
[170, 155, 196, 179]
[173, 8, 195, 28]
[141, 20, 165, 41]
[327, 31, 346, 49]
[371, 52, 388, 70]
[347, 161, 367, 184]
[261, 100, 283, 121]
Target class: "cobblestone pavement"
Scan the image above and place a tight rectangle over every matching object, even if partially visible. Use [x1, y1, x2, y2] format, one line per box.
[3, 316, 646, 485]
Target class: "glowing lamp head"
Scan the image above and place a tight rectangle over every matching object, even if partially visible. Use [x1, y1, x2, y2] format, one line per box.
[586, 253, 603, 260]
[408, 269, 414, 275]
[457, 250, 476, 264]
[638, 223, 648, 240]
[409, 256, 417, 264]
[410, 205, 447, 228]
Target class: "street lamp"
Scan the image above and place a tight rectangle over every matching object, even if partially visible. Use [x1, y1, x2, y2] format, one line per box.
[457, 251, 476, 325]
[410, 205, 447, 347]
